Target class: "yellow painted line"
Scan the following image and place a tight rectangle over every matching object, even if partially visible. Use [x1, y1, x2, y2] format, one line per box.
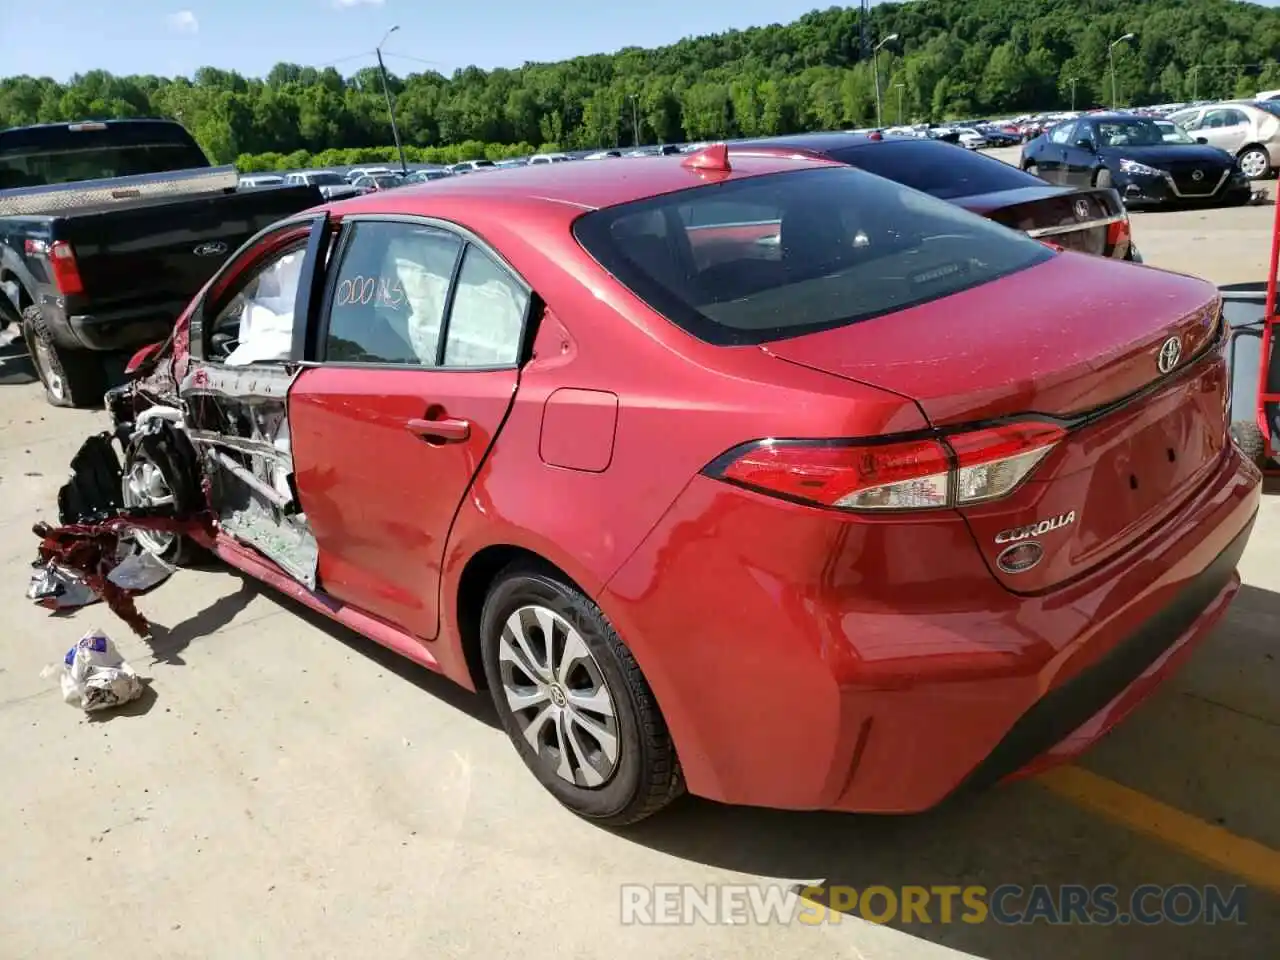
[1038, 765, 1280, 896]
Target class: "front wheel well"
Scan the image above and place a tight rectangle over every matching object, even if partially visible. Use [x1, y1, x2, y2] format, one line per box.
[455, 544, 580, 691]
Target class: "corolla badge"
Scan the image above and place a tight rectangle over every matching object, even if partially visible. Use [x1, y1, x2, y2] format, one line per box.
[1157, 336, 1182, 374]
[994, 511, 1076, 545]
[193, 241, 229, 257]
[1073, 198, 1091, 220]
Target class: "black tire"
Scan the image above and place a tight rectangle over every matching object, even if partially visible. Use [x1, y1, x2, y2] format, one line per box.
[1094, 167, 1114, 189]
[479, 562, 683, 826]
[21, 305, 105, 408]
[122, 421, 208, 566]
[1237, 146, 1271, 182]
[1230, 420, 1270, 469]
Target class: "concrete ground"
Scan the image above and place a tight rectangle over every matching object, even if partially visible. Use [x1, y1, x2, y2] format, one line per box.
[2, 160, 1279, 959]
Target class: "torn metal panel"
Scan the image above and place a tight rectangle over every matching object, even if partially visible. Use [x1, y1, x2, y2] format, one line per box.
[181, 359, 319, 590]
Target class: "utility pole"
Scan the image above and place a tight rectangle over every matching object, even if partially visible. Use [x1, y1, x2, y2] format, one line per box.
[873, 33, 899, 128]
[629, 94, 640, 147]
[1192, 65, 1199, 101]
[1110, 32, 1135, 109]
[1067, 76, 1077, 112]
[895, 83, 905, 125]
[376, 26, 408, 173]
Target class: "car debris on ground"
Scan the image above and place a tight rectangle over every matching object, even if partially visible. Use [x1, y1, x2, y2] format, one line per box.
[28, 538, 175, 612]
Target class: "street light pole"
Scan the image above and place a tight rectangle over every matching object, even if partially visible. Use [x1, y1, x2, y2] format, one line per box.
[376, 26, 408, 173]
[629, 94, 640, 147]
[1109, 32, 1135, 109]
[1068, 76, 1077, 112]
[872, 33, 899, 128]
[895, 83, 905, 125]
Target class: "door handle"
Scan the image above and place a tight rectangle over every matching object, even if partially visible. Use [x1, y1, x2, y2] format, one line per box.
[406, 417, 470, 443]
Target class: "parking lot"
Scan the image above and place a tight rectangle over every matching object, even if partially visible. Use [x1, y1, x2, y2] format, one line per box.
[1, 150, 1279, 960]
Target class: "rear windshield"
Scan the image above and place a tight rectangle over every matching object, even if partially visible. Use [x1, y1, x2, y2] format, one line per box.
[0, 122, 209, 189]
[573, 166, 1052, 346]
[828, 140, 1043, 200]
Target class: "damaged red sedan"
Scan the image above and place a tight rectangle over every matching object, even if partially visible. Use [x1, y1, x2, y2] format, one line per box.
[75, 145, 1259, 825]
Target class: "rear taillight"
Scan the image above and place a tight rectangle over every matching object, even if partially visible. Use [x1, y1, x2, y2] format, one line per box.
[1107, 215, 1131, 254]
[711, 421, 1066, 512]
[47, 241, 84, 296]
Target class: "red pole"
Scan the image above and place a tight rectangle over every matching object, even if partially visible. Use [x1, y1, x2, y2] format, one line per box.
[1258, 189, 1280, 455]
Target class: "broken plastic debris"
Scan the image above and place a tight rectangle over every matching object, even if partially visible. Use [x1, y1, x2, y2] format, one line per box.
[27, 541, 175, 613]
[60, 629, 144, 713]
[28, 562, 98, 609]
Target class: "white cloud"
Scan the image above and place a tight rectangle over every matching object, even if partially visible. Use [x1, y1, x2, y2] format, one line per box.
[332, 0, 385, 7]
[166, 10, 199, 33]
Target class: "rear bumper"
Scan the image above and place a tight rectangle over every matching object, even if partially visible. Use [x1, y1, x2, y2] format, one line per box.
[600, 444, 1261, 813]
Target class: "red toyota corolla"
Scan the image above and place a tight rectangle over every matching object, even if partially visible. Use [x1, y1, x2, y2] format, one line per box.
[98, 144, 1259, 826]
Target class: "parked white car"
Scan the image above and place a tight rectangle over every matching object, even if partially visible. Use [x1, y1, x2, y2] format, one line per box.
[1168, 100, 1280, 179]
[238, 174, 285, 188]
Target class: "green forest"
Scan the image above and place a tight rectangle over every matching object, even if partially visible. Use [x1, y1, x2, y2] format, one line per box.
[4, 0, 1280, 170]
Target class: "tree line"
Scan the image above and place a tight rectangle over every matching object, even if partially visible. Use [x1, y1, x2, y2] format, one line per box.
[4, 0, 1280, 169]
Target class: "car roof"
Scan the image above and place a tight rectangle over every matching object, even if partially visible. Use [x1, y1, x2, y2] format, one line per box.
[732, 131, 915, 154]
[323, 150, 843, 216]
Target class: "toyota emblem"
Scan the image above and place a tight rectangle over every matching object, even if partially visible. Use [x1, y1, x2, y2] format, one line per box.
[1157, 336, 1182, 374]
[1073, 198, 1091, 220]
[1191, 169, 1205, 182]
[997, 541, 1044, 574]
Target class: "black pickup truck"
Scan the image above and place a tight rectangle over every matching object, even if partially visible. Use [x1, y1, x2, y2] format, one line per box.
[0, 119, 323, 407]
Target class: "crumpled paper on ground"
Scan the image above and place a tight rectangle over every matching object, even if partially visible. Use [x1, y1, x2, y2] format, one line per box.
[27, 541, 174, 611]
[59, 629, 144, 713]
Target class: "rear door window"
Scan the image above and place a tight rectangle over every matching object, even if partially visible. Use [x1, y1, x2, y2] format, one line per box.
[573, 166, 1052, 346]
[1048, 122, 1077, 144]
[443, 246, 530, 367]
[323, 221, 462, 365]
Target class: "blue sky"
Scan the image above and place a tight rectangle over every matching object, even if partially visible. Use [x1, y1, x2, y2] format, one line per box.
[1, 0, 874, 82]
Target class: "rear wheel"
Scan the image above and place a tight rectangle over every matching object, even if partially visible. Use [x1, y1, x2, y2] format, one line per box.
[1230, 420, 1270, 469]
[1024, 162, 1040, 178]
[479, 562, 683, 826]
[21, 305, 105, 408]
[1237, 146, 1271, 181]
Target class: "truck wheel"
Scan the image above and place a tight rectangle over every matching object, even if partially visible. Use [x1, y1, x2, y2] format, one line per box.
[1230, 420, 1270, 469]
[21, 305, 105, 408]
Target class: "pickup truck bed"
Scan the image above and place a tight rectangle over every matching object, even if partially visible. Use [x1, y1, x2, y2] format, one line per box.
[0, 119, 323, 407]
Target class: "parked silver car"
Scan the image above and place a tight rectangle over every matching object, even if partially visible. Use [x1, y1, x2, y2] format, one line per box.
[1168, 101, 1280, 179]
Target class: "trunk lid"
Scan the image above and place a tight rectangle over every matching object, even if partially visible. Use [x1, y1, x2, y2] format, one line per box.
[954, 185, 1127, 258]
[764, 252, 1228, 591]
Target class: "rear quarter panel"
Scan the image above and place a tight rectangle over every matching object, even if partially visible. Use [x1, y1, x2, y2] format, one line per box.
[430, 197, 928, 668]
